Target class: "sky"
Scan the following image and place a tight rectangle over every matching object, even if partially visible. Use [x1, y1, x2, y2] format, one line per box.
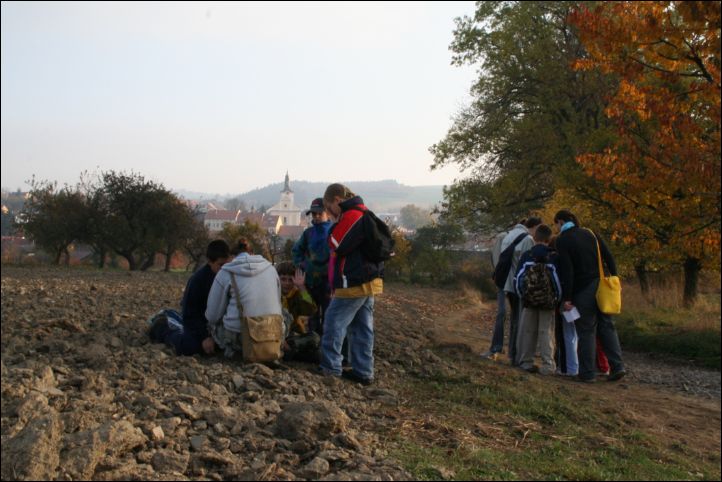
[1, 1, 478, 195]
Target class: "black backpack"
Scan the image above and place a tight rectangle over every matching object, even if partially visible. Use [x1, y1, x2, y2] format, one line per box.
[521, 262, 558, 309]
[351, 207, 395, 263]
[491, 232, 529, 289]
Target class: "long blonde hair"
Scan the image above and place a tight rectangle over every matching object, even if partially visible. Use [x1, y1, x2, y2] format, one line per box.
[323, 183, 356, 204]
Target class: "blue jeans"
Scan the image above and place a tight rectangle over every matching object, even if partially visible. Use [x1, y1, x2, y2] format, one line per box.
[489, 288, 507, 353]
[153, 309, 205, 356]
[320, 296, 375, 379]
[507, 293, 521, 365]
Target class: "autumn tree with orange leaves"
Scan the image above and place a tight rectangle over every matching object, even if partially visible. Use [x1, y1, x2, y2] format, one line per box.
[570, 1, 721, 306]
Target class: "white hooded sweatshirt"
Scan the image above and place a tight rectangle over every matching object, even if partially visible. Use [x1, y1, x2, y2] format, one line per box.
[205, 253, 282, 333]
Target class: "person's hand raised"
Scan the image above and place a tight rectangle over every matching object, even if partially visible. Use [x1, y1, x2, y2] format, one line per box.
[293, 268, 306, 292]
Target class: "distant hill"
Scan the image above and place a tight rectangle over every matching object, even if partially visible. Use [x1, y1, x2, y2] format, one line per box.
[237, 180, 444, 212]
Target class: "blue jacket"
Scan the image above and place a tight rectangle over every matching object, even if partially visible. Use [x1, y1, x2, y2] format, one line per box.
[292, 220, 332, 289]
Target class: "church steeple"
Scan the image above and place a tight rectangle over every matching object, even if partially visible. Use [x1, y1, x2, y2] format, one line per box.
[282, 171, 292, 193]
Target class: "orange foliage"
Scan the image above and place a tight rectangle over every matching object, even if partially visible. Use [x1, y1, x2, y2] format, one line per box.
[570, 1, 721, 266]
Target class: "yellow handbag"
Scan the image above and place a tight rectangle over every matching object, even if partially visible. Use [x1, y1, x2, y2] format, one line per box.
[587, 229, 622, 315]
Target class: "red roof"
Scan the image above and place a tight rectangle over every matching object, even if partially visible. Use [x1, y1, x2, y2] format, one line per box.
[237, 212, 264, 226]
[204, 209, 238, 222]
[277, 225, 305, 240]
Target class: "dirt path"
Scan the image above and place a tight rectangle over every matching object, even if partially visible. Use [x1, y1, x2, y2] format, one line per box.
[433, 293, 721, 399]
[424, 290, 721, 464]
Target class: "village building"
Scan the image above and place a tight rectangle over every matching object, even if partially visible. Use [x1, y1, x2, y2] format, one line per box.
[266, 172, 303, 227]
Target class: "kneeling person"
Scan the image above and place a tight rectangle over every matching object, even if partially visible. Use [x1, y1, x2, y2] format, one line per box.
[204, 238, 284, 360]
[277, 261, 320, 362]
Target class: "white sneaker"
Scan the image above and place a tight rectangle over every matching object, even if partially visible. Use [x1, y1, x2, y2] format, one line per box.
[480, 350, 500, 360]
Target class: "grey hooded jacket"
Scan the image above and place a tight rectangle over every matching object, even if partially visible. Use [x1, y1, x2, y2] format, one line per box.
[205, 253, 282, 333]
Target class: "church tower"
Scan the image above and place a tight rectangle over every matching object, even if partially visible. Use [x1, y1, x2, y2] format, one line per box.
[267, 171, 302, 226]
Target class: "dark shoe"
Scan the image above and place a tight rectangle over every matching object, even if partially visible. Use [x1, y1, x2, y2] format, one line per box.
[310, 366, 338, 377]
[607, 370, 627, 382]
[341, 370, 373, 386]
[521, 365, 539, 374]
[573, 375, 596, 384]
[148, 317, 168, 343]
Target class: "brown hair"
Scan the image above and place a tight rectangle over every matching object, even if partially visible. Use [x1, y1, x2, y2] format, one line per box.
[533, 224, 553, 243]
[553, 209, 580, 227]
[230, 237, 252, 256]
[323, 183, 356, 204]
[275, 261, 295, 276]
[548, 234, 558, 250]
[524, 217, 542, 229]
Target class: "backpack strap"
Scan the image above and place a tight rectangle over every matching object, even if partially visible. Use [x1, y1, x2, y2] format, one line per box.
[584, 228, 605, 279]
[229, 274, 245, 318]
[507, 232, 529, 252]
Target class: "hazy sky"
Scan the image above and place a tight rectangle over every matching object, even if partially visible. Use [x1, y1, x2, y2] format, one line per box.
[1, 1, 477, 195]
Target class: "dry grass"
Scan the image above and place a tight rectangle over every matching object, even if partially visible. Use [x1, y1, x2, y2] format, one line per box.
[617, 272, 721, 369]
[459, 281, 488, 308]
[622, 273, 721, 331]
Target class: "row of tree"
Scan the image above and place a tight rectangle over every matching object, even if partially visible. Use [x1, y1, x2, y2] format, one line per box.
[432, 1, 720, 306]
[19, 171, 211, 271]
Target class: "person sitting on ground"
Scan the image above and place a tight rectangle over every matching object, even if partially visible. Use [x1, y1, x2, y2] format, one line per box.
[204, 238, 283, 358]
[276, 261, 321, 362]
[514, 224, 561, 375]
[148, 239, 231, 356]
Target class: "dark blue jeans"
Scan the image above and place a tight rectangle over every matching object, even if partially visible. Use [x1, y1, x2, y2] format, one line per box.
[574, 280, 624, 380]
[488, 288, 507, 353]
[152, 310, 205, 356]
[507, 293, 521, 365]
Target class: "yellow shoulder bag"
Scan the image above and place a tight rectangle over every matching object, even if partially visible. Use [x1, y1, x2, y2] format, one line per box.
[587, 229, 622, 315]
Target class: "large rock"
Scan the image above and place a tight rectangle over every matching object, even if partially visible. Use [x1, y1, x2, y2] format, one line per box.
[301, 457, 330, 478]
[1, 411, 62, 481]
[274, 401, 350, 441]
[61, 420, 148, 479]
[151, 449, 190, 473]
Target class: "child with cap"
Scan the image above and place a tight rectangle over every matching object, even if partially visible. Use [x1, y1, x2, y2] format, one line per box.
[292, 197, 332, 334]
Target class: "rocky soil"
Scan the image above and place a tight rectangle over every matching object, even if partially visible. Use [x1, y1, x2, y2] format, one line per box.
[1, 267, 719, 481]
[1, 267, 458, 481]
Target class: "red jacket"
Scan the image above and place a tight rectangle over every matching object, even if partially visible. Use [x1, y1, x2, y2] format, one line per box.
[328, 196, 384, 291]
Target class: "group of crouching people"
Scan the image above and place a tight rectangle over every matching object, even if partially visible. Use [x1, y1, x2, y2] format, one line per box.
[149, 184, 382, 386]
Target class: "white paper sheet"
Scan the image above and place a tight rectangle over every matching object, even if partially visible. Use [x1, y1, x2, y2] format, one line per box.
[562, 307, 581, 323]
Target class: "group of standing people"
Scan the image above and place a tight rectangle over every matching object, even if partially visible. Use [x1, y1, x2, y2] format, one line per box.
[148, 183, 383, 385]
[482, 210, 626, 383]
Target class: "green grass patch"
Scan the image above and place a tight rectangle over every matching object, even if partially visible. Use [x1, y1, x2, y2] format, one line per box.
[617, 303, 721, 370]
[384, 352, 721, 481]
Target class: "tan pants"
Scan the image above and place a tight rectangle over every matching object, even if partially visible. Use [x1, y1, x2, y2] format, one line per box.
[517, 307, 556, 374]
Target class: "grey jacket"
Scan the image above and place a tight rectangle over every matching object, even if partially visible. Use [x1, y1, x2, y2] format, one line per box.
[500, 224, 534, 294]
[205, 253, 282, 333]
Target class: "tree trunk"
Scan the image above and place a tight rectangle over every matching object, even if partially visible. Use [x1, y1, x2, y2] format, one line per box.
[164, 251, 172, 272]
[124, 252, 137, 271]
[683, 256, 701, 308]
[634, 259, 649, 296]
[54, 248, 63, 265]
[64, 247, 71, 266]
[140, 253, 155, 271]
[97, 247, 106, 269]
